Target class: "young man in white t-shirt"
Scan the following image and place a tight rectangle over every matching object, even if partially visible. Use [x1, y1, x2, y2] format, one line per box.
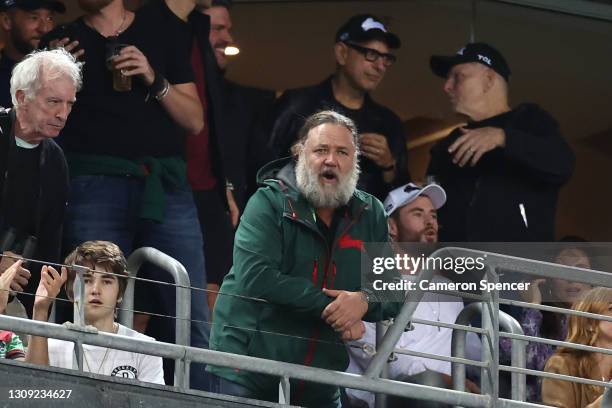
[26, 240, 164, 384]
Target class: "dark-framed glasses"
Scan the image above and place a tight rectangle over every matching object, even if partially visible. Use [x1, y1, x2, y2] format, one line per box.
[344, 42, 397, 67]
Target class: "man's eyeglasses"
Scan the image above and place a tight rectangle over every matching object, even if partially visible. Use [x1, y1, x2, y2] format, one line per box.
[344, 42, 397, 67]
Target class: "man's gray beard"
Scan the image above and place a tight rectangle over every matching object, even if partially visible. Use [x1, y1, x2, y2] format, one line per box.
[295, 154, 360, 209]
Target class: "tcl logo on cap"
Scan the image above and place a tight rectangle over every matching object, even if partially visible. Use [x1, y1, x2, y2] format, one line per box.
[477, 54, 492, 65]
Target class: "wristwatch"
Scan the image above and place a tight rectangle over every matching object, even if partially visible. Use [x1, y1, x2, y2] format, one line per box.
[360, 290, 371, 304]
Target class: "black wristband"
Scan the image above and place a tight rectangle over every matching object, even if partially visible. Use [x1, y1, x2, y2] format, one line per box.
[149, 70, 166, 96]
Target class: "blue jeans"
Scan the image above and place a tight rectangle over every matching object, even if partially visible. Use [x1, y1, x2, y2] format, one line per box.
[63, 175, 211, 390]
[212, 376, 256, 399]
[211, 376, 342, 407]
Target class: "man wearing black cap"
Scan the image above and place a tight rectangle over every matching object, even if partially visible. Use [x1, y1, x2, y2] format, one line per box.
[267, 14, 408, 201]
[0, 0, 65, 107]
[427, 42, 575, 242]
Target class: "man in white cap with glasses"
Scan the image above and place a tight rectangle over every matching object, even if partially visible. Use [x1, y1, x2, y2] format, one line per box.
[345, 182, 480, 407]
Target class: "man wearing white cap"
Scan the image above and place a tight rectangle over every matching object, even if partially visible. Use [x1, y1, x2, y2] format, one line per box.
[345, 183, 480, 407]
[384, 183, 446, 244]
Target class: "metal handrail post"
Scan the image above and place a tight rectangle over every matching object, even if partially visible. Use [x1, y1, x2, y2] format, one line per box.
[72, 265, 87, 327]
[374, 321, 390, 408]
[499, 312, 527, 401]
[452, 302, 482, 398]
[279, 376, 290, 404]
[452, 303, 526, 402]
[480, 267, 499, 404]
[120, 247, 192, 389]
[364, 246, 459, 378]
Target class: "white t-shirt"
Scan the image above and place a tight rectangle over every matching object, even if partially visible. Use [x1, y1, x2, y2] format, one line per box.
[346, 275, 480, 407]
[48, 323, 165, 385]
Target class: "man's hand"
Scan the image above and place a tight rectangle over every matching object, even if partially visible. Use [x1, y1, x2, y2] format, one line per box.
[0, 260, 24, 314]
[226, 188, 240, 229]
[441, 374, 480, 393]
[49, 37, 85, 59]
[33, 265, 67, 314]
[359, 133, 395, 170]
[448, 126, 506, 167]
[341, 321, 365, 341]
[520, 278, 546, 304]
[0, 252, 31, 292]
[113, 45, 155, 86]
[321, 289, 368, 332]
[206, 283, 220, 321]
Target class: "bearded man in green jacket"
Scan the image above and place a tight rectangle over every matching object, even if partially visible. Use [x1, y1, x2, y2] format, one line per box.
[208, 110, 399, 407]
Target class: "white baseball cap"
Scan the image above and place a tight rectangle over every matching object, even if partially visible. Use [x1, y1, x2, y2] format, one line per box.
[384, 183, 447, 216]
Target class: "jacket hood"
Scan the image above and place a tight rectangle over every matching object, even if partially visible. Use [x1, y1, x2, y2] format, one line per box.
[256, 156, 299, 190]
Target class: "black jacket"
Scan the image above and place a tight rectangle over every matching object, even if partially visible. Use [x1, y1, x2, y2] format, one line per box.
[189, 11, 275, 209]
[0, 108, 69, 315]
[267, 77, 409, 201]
[427, 103, 575, 242]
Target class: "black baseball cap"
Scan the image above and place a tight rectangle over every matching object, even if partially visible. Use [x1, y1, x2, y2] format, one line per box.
[0, 0, 66, 13]
[335, 14, 400, 49]
[430, 42, 511, 81]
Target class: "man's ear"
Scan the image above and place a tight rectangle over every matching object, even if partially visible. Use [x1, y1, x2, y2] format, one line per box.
[334, 42, 349, 66]
[483, 68, 497, 93]
[290, 143, 302, 158]
[15, 89, 26, 106]
[116, 297, 123, 304]
[388, 217, 398, 241]
[0, 12, 12, 32]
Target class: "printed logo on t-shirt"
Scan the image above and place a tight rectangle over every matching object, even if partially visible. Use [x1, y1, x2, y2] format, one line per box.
[111, 365, 138, 379]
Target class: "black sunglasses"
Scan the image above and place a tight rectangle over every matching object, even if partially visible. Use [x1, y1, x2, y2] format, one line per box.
[344, 42, 397, 67]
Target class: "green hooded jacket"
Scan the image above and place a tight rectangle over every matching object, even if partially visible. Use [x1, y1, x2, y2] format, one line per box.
[208, 158, 399, 406]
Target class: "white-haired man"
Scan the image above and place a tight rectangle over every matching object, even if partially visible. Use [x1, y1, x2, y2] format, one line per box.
[0, 48, 81, 316]
[209, 110, 400, 407]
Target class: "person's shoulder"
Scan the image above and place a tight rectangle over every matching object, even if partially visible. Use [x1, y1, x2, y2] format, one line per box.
[365, 96, 401, 121]
[278, 81, 327, 107]
[544, 352, 577, 374]
[43, 137, 64, 153]
[136, 0, 186, 28]
[513, 103, 557, 122]
[354, 189, 386, 217]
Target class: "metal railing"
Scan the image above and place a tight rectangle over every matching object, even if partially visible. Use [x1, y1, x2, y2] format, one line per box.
[119, 246, 192, 388]
[2, 246, 612, 407]
[362, 246, 612, 408]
